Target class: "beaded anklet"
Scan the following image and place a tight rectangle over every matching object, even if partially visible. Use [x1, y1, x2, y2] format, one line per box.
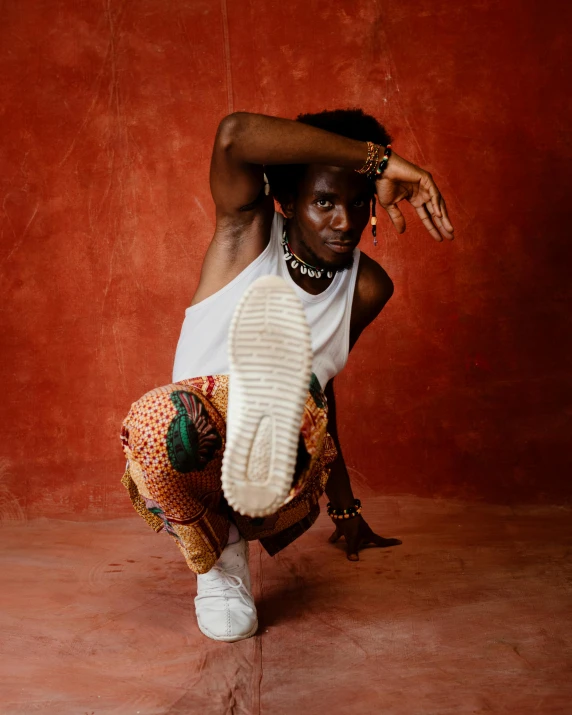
[327, 498, 362, 520]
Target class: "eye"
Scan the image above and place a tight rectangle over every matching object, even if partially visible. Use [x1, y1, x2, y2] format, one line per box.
[316, 199, 333, 208]
[354, 199, 366, 208]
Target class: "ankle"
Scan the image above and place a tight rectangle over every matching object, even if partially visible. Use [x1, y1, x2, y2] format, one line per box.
[226, 521, 241, 546]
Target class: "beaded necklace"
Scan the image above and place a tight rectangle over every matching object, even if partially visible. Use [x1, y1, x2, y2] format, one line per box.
[281, 230, 335, 280]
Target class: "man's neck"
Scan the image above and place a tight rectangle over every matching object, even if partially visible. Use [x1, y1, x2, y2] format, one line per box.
[284, 220, 336, 296]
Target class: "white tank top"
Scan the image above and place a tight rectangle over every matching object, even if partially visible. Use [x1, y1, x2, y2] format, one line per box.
[172, 211, 361, 390]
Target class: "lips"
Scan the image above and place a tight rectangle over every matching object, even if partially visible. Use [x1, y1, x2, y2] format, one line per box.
[327, 242, 356, 254]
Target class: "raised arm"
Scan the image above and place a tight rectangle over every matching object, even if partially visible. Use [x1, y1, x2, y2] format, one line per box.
[210, 112, 453, 239]
[195, 112, 453, 305]
[196, 113, 385, 304]
[210, 112, 372, 222]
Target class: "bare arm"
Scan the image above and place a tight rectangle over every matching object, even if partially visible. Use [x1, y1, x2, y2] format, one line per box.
[210, 112, 372, 222]
[324, 380, 354, 509]
[196, 111, 452, 304]
[324, 256, 399, 560]
[210, 111, 452, 240]
[324, 378, 401, 561]
[191, 112, 384, 304]
[192, 113, 384, 304]
[324, 255, 394, 507]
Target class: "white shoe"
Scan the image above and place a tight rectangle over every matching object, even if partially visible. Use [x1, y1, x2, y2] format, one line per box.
[221, 275, 313, 517]
[194, 537, 258, 642]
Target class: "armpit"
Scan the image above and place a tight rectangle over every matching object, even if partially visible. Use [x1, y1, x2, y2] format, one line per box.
[238, 184, 267, 212]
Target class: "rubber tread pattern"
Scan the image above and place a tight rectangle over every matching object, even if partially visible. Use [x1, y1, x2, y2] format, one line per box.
[221, 276, 313, 517]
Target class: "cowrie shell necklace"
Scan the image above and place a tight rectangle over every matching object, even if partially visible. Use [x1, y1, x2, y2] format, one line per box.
[281, 230, 335, 280]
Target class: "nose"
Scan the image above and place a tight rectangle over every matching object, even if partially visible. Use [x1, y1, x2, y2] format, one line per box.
[331, 207, 353, 235]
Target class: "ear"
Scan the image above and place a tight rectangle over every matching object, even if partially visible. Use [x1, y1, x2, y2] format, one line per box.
[281, 195, 295, 219]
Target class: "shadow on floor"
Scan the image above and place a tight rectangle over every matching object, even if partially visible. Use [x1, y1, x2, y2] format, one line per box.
[1, 496, 571, 714]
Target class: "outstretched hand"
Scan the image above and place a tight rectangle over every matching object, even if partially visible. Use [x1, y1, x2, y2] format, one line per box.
[328, 515, 402, 562]
[376, 152, 455, 242]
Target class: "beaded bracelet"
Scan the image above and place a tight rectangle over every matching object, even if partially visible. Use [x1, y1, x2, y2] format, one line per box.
[327, 498, 362, 520]
[355, 142, 392, 181]
[374, 144, 392, 179]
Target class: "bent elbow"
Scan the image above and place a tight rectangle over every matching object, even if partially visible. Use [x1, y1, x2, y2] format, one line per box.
[216, 112, 250, 152]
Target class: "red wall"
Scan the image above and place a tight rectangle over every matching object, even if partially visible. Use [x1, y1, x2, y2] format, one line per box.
[1, 1, 571, 518]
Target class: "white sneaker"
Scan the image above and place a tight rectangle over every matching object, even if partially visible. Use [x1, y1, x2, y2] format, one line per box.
[221, 275, 313, 517]
[194, 537, 258, 642]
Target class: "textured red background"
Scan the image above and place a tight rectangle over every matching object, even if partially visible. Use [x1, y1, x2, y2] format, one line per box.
[1, 1, 571, 518]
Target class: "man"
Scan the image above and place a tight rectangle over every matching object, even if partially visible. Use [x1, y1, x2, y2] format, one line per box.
[120, 109, 454, 642]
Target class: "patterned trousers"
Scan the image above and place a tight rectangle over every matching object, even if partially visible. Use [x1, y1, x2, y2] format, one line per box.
[120, 374, 337, 574]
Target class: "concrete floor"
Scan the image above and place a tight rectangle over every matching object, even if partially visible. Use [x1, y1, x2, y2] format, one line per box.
[2, 496, 571, 714]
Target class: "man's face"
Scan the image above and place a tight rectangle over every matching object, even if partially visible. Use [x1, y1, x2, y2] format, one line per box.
[286, 165, 373, 271]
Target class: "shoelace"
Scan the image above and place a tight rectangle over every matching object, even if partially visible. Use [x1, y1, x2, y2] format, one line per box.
[200, 566, 252, 610]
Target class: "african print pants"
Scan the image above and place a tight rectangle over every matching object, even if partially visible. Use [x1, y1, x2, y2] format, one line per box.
[120, 374, 337, 574]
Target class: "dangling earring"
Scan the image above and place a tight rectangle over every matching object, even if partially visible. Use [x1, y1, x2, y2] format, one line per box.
[263, 172, 270, 196]
[371, 195, 378, 246]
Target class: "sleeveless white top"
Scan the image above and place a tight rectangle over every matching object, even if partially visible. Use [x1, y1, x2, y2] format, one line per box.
[172, 211, 361, 389]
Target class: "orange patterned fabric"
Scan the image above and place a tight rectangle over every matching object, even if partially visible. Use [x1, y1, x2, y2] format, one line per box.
[120, 374, 337, 574]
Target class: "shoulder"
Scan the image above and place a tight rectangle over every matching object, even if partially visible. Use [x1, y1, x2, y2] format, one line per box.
[355, 252, 394, 318]
[350, 252, 394, 346]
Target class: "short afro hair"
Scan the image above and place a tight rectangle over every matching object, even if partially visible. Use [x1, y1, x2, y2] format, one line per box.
[264, 108, 391, 208]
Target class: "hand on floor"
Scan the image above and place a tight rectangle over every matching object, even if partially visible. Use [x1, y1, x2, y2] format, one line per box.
[328, 515, 402, 561]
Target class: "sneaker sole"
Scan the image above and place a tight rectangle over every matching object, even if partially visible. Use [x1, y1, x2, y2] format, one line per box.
[221, 275, 313, 517]
[197, 619, 259, 643]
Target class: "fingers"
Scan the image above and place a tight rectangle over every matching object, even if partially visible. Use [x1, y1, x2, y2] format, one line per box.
[415, 204, 443, 242]
[421, 173, 455, 239]
[345, 534, 360, 561]
[346, 532, 400, 560]
[427, 179, 442, 218]
[328, 528, 342, 544]
[329, 519, 402, 561]
[329, 527, 360, 560]
[440, 197, 454, 237]
[427, 203, 454, 242]
[369, 534, 403, 548]
[363, 523, 402, 549]
[385, 203, 406, 234]
[427, 200, 454, 241]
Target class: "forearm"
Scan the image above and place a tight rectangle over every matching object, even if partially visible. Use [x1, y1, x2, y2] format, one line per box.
[325, 448, 356, 509]
[218, 112, 383, 170]
[324, 380, 356, 509]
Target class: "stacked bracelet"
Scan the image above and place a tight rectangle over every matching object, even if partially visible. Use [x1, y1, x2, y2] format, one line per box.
[327, 498, 362, 520]
[355, 142, 392, 181]
[355, 141, 380, 178]
[374, 144, 392, 178]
